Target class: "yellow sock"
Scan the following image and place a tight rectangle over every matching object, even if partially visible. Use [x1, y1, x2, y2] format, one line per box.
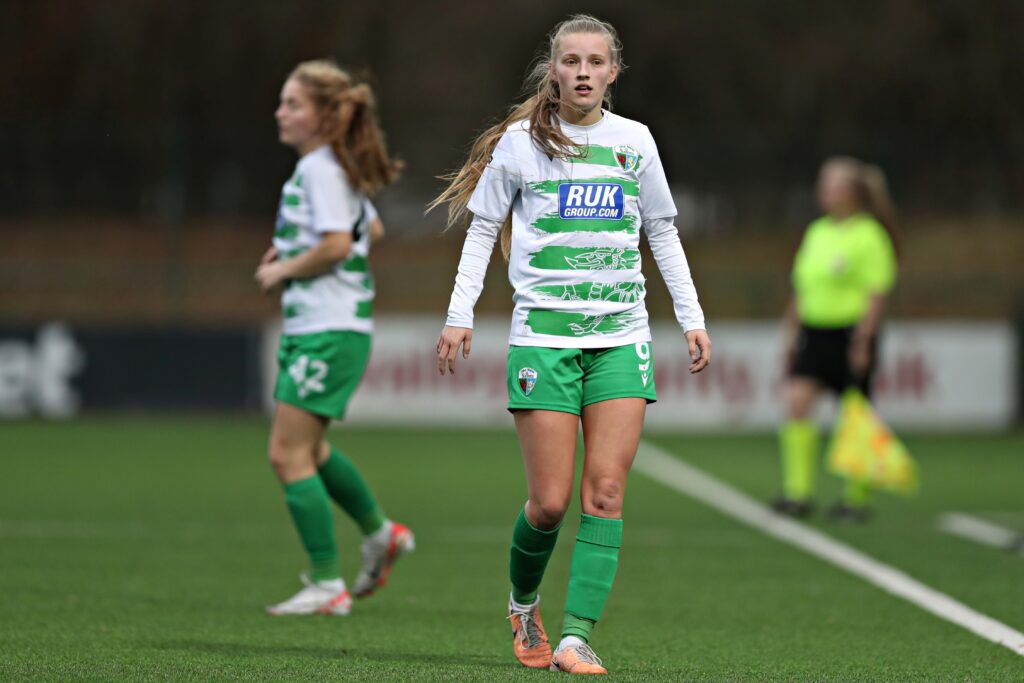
[779, 420, 820, 501]
[844, 478, 870, 507]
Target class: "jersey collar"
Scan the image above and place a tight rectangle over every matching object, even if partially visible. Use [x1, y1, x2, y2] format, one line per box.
[556, 109, 608, 135]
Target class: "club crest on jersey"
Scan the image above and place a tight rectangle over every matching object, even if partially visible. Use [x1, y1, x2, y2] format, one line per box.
[518, 367, 538, 396]
[614, 145, 640, 172]
[558, 183, 624, 220]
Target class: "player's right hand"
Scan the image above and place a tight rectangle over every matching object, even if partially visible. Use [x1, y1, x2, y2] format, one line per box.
[437, 326, 472, 376]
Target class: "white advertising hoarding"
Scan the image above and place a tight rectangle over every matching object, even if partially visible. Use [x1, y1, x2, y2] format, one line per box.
[263, 316, 1017, 431]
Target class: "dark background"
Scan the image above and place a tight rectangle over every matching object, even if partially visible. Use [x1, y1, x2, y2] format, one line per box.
[2, 0, 1022, 325]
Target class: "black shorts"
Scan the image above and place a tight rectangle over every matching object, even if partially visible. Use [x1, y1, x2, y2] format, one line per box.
[789, 325, 877, 397]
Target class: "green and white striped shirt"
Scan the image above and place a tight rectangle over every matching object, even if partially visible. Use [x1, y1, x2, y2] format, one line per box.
[448, 111, 704, 348]
[273, 145, 375, 336]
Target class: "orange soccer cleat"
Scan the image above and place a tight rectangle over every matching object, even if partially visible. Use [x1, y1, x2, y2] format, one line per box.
[549, 642, 608, 675]
[508, 597, 553, 668]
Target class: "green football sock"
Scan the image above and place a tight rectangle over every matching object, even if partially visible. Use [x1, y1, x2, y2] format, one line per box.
[509, 507, 561, 605]
[562, 514, 623, 642]
[318, 446, 386, 535]
[780, 419, 820, 501]
[844, 478, 871, 507]
[283, 475, 339, 582]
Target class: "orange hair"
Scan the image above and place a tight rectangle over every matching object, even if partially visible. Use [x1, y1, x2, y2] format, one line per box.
[288, 60, 403, 195]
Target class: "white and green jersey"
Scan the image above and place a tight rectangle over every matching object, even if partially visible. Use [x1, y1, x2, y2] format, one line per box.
[273, 145, 376, 336]
[459, 111, 693, 348]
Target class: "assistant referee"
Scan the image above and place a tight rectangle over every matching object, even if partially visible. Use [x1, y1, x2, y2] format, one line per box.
[774, 156, 898, 521]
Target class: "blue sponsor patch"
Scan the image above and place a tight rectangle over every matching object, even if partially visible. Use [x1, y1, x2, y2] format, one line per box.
[558, 183, 624, 220]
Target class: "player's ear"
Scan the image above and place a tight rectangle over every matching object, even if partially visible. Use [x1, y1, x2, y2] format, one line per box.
[608, 62, 619, 85]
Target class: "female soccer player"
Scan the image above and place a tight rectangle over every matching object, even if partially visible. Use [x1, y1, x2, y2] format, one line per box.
[256, 60, 413, 615]
[774, 157, 898, 521]
[431, 15, 711, 674]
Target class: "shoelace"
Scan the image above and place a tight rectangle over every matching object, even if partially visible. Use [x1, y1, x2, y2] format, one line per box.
[572, 643, 603, 666]
[509, 610, 543, 648]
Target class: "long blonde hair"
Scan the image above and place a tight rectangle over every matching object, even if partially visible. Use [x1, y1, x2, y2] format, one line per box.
[824, 156, 900, 256]
[427, 15, 624, 258]
[289, 60, 403, 195]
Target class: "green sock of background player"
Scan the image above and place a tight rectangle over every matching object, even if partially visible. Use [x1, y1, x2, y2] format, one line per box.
[283, 475, 340, 581]
[317, 446, 386, 535]
[509, 507, 561, 605]
[561, 514, 623, 643]
[780, 419, 820, 502]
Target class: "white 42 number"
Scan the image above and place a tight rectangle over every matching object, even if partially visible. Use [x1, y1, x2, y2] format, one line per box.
[288, 355, 328, 399]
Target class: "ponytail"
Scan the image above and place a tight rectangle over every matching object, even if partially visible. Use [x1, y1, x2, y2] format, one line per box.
[860, 164, 899, 256]
[425, 92, 569, 260]
[289, 60, 403, 195]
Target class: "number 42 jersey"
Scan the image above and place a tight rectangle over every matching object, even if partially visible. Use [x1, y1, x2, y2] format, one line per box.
[467, 111, 679, 348]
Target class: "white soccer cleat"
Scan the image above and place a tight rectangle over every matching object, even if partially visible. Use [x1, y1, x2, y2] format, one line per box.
[353, 521, 415, 598]
[265, 574, 352, 616]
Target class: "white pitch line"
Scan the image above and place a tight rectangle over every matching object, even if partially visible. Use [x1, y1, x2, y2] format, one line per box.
[937, 512, 1022, 551]
[633, 440, 1024, 658]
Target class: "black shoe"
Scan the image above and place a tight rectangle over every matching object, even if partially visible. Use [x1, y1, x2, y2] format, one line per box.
[771, 497, 814, 518]
[826, 502, 872, 523]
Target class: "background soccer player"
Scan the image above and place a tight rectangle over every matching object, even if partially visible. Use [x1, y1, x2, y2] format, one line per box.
[774, 157, 899, 521]
[431, 15, 711, 674]
[257, 60, 413, 615]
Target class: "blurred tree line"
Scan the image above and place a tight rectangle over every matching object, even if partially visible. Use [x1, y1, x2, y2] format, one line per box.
[2, 0, 1021, 230]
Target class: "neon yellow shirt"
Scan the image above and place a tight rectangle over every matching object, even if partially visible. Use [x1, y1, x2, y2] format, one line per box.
[791, 213, 897, 328]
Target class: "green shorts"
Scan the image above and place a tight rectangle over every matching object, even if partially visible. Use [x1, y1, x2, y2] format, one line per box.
[507, 342, 657, 415]
[274, 331, 371, 420]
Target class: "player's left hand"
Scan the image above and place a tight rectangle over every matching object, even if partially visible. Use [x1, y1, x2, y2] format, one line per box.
[255, 261, 288, 293]
[686, 329, 712, 374]
[436, 325, 472, 376]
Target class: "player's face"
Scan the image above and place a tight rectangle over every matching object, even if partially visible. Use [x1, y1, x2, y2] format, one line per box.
[817, 163, 859, 215]
[551, 33, 618, 117]
[275, 79, 322, 152]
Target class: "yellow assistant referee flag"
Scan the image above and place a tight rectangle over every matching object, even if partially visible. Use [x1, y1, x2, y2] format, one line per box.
[827, 389, 919, 494]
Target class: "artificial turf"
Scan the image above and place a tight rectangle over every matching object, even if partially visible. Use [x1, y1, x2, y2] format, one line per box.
[1, 419, 1021, 681]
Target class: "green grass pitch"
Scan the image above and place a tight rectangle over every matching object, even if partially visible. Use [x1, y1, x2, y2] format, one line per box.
[1, 419, 1021, 681]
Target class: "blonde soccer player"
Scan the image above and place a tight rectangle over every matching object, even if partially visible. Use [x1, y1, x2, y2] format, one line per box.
[431, 15, 710, 675]
[256, 60, 413, 616]
[774, 157, 899, 521]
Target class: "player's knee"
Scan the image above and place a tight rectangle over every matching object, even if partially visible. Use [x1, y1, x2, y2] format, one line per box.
[268, 440, 305, 481]
[584, 477, 624, 516]
[267, 443, 288, 479]
[527, 497, 569, 530]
